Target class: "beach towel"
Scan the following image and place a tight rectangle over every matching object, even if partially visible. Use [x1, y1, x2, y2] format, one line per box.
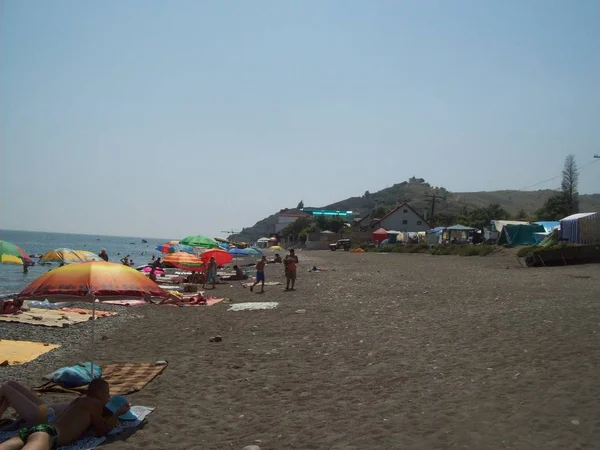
[0, 308, 112, 328]
[0, 406, 154, 449]
[241, 281, 282, 288]
[228, 302, 279, 311]
[163, 297, 225, 307]
[101, 299, 147, 307]
[34, 362, 168, 395]
[0, 339, 59, 365]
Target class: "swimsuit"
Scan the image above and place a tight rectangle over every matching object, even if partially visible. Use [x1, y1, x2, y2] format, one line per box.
[256, 270, 265, 282]
[39, 404, 56, 423]
[19, 424, 58, 449]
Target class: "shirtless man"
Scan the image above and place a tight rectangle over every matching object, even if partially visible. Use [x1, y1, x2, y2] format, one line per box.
[283, 249, 299, 291]
[202, 257, 217, 290]
[250, 256, 267, 293]
[0, 379, 129, 450]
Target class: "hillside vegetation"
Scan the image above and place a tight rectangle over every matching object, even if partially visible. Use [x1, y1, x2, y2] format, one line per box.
[230, 179, 600, 242]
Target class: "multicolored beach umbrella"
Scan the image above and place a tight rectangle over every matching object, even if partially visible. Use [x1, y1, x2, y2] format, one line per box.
[17, 261, 166, 378]
[179, 235, 220, 249]
[155, 242, 195, 254]
[17, 261, 166, 301]
[40, 248, 87, 264]
[200, 248, 233, 266]
[163, 252, 205, 271]
[0, 240, 32, 265]
[73, 250, 104, 262]
[244, 247, 264, 257]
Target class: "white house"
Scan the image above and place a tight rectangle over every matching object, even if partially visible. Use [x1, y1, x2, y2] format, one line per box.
[274, 209, 310, 234]
[379, 203, 430, 233]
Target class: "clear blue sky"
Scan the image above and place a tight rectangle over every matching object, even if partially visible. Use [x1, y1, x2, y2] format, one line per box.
[1, 0, 599, 239]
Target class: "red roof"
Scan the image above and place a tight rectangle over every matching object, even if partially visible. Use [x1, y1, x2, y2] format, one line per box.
[372, 227, 388, 235]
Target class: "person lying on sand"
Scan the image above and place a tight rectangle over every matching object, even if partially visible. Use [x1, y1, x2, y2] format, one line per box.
[159, 292, 207, 305]
[0, 299, 27, 315]
[0, 379, 129, 450]
[220, 266, 246, 281]
[0, 381, 70, 426]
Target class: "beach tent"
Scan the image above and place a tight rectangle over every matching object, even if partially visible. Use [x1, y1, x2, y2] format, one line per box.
[559, 212, 600, 245]
[497, 223, 545, 247]
[372, 228, 389, 243]
[538, 228, 559, 247]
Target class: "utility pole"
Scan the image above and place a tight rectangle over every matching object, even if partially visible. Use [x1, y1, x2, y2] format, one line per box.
[425, 194, 443, 224]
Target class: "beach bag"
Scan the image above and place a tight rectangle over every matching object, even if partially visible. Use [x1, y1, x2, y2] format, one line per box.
[48, 362, 102, 388]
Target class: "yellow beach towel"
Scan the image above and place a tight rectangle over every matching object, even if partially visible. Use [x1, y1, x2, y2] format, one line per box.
[0, 339, 60, 365]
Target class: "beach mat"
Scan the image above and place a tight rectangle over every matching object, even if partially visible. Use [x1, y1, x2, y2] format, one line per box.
[0, 406, 154, 449]
[59, 308, 116, 318]
[0, 339, 60, 365]
[0, 308, 113, 328]
[34, 362, 168, 396]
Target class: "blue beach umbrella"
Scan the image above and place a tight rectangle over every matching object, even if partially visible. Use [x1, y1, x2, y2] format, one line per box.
[245, 247, 263, 257]
[228, 248, 250, 257]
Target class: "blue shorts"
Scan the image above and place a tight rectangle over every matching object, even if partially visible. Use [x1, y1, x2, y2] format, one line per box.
[256, 271, 265, 281]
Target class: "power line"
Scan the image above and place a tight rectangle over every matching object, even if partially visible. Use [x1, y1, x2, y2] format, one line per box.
[517, 158, 600, 191]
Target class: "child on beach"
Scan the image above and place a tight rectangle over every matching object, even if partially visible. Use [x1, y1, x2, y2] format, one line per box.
[250, 256, 267, 293]
[283, 249, 299, 291]
[203, 257, 217, 290]
[0, 379, 129, 450]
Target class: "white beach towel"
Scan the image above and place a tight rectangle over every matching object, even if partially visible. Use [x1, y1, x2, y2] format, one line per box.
[228, 302, 279, 311]
[0, 406, 154, 449]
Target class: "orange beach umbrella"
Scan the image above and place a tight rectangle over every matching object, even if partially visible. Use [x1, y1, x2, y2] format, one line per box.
[163, 252, 205, 271]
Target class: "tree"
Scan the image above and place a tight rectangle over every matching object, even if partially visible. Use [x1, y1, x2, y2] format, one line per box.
[561, 154, 579, 215]
[459, 203, 510, 230]
[314, 215, 328, 230]
[297, 200, 304, 209]
[372, 205, 389, 219]
[535, 192, 567, 220]
[327, 217, 346, 233]
[516, 208, 527, 220]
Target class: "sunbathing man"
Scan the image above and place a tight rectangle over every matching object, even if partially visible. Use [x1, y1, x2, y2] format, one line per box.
[0, 378, 129, 450]
[221, 266, 246, 281]
[250, 256, 267, 293]
[0, 381, 70, 426]
[0, 298, 26, 315]
[159, 291, 207, 305]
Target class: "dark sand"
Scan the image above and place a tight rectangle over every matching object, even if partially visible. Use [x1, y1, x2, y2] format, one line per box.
[3, 251, 600, 449]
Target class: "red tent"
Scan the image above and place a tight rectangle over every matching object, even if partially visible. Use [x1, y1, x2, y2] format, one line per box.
[372, 227, 389, 243]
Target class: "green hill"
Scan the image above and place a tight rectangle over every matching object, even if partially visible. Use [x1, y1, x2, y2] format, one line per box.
[230, 179, 600, 242]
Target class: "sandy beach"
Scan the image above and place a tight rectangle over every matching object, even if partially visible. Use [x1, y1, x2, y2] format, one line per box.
[3, 250, 600, 449]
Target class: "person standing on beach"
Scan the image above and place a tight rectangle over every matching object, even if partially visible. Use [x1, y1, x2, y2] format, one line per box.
[283, 249, 299, 291]
[98, 249, 108, 262]
[250, 256, 267, 293]
[203, 257, 217, 290]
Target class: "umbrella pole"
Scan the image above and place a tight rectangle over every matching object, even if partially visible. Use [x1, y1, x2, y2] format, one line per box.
[90, 298, 96, 379]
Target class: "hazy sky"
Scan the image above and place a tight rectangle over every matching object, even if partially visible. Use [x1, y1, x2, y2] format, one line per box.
[1, 0, 599, 239]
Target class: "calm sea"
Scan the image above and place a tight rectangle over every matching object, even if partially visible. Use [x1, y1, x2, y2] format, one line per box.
[0, 229, 170, 297]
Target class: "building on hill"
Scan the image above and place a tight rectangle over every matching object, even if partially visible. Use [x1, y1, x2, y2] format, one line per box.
[378, 202, 430, 232]
[274, 209, 310, 234]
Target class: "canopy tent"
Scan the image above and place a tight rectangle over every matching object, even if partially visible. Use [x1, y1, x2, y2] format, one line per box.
[559, 212, 600, 245]
[372, 228, 389, 243]
[497, 223, 545, 247]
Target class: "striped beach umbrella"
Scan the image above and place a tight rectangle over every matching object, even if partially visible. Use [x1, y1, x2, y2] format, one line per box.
[163, 252, 205, 271]
[0, 240, 32, 265]
[40, 248, 88, 264]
